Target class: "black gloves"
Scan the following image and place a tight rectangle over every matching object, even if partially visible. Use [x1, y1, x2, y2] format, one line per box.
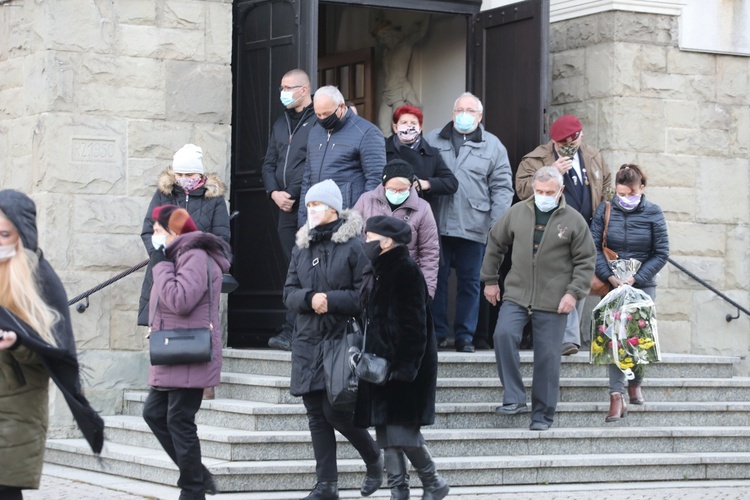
[149, 248, 169, 268]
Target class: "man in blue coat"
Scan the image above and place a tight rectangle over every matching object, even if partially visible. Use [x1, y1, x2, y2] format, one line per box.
[298, 86, 386, 227]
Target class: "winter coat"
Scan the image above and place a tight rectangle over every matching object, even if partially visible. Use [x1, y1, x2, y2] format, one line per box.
[148, 232, 232, 388]
[0, 190, 103, 489]
[385, 134, 458, 208]
[425, 123, 513, 244]
[354, 245, 437, 428]
[515, 141, 611, 223]
[480, 197, 596, 312]
[590, 196, 669, 288]
[138, 169, 231, 326]
[261, 103, 317, 201]
[283, 210, 368, 397]
[353, 185, 440, 298]
[298, 111, 386, 226]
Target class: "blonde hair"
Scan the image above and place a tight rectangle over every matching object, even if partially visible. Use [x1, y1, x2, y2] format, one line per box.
[0, 213, 59, 345]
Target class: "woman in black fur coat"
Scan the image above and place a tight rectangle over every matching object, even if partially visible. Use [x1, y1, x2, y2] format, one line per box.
[355, 216, 449, 500]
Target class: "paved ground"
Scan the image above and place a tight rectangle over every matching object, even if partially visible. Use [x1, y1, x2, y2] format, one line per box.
[22, 465, 750, 500]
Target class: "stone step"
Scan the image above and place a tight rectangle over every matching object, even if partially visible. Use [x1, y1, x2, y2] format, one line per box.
[217, 372, 750, 404]
[221, 349, 738, 379]
[44, 438, 750, 492]
[123, 392, 750, 430]
[101, 415, 750, 461]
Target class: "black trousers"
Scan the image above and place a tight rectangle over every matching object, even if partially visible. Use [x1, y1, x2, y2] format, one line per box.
[277, 203, 298, 326]
[302, 390, 380, 482]
[0, 487, 23, 500]
[142, 388, 206, 494]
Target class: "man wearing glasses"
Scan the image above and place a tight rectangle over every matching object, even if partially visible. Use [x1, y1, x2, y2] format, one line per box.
[262, 69, 316, 351]
[425, 92, 513, 353]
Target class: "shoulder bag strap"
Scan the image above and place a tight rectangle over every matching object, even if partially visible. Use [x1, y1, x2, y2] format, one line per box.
[602, 201, 612, 260]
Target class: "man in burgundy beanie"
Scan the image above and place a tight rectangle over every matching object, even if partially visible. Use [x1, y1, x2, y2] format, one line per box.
[514, 115, 611, 356]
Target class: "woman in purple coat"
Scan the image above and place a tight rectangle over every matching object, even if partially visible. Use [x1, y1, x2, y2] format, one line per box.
[143, 205, 232, 500]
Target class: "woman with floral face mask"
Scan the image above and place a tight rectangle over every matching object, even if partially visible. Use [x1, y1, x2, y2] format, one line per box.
[384, 106, 458, 226]
[139, 144, 231, 400]
[589, 164, 669, 422]
[353, 160, 440, 299]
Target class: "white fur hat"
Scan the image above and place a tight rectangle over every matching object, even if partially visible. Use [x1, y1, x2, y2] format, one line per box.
[172, 144, 204, 174]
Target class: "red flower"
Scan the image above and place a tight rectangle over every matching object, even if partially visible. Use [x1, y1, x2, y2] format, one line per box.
[627, 337, 640, 346]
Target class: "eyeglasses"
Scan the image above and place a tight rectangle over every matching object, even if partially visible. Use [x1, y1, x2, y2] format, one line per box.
[279, 85, 303, 92]
[453, 108, 480, 116]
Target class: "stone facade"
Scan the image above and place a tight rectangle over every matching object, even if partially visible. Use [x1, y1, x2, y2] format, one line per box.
[0, 0, 233, 436]
[550, 11, 750, 372]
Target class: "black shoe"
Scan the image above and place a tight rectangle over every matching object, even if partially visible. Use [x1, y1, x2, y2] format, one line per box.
[203, 467, 219, 495]
[455, 339, 475, 353]
[361, 452, 384, 496]
[529, 421, 550, 431]
[561, 342, 579, 356]
[300, 481, 339, 500]
[473, 337, 492, 350]
[437, 338, 451, 350]
[268, 325, 293, 351]
[495, 403, 528, 415]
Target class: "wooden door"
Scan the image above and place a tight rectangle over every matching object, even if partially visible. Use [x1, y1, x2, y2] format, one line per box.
[318, 48, 375, 122]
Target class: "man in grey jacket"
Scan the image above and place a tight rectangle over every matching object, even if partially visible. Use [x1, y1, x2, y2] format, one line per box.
[481, 167, 595, 431]
[425, 92, 513, 353]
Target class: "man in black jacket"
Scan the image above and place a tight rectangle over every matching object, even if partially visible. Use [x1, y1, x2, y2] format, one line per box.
[262, 69, 317, 351]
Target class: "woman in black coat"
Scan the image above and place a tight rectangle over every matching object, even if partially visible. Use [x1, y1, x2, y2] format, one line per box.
[385, 105, 458, 219]
[355, 216, 449, 500]
[590, 164, 669, 422]
[283, 180, 382, 500]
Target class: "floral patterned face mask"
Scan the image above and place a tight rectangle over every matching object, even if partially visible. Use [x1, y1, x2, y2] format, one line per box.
[176, 176, 203, 192]
[557, 143, 579, 158]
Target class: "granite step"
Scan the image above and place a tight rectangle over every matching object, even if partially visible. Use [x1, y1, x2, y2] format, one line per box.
[101, 415, 750, 461]
[217, 372, 750, 404]
[44, 438, 750, 492]
[122, 392, 750, 430]
[221, 349, 738, 379]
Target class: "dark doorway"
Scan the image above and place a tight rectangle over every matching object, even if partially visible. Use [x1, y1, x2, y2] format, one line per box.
[229, 0, 548, 347]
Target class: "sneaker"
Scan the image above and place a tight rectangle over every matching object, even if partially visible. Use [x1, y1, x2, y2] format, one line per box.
[268, 325, 293, 351]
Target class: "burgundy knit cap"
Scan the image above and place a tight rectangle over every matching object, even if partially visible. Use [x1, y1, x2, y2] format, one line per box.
[550, 115, 583, 143]
[152, 205, 197, 235]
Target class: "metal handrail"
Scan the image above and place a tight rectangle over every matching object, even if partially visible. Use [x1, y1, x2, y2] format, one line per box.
[668, 257, 750, 322]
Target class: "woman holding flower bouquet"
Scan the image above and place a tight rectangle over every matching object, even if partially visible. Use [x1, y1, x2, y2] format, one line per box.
[589, 164, 669, 422]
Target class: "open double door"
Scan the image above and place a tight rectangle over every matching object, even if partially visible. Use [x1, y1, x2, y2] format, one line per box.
[229, 0, 549, 346]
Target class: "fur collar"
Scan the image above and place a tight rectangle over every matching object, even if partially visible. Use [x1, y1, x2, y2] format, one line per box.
[295, 209, 363, 249]
[157, 168, 226, 199]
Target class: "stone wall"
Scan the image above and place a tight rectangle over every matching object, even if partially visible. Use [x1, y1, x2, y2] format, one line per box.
[0, 0, 233, 436]
[550, 11, 750, 372]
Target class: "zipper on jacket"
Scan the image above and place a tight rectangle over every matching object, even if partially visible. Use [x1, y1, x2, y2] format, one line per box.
[316, 131, 333, 184]
[282, 112, 309, 189]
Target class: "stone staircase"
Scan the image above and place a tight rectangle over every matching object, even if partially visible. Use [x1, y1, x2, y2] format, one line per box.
[45, 349, 750, 495]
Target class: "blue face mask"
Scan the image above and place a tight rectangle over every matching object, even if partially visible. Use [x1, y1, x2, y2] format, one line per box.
[534, 192, 560, 213]
[454, 113, 477, 133]
[385, 189, 410, 206]
[280, 90, 300, 107]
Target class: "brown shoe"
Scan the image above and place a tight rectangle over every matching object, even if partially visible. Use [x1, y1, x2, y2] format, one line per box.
[605, 392, 627, 422]
[628, 385, 644, 405]
[203, 387, 215, 400]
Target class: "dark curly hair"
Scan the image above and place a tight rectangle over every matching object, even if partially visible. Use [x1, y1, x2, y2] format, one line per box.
[615, 164, 647, 188]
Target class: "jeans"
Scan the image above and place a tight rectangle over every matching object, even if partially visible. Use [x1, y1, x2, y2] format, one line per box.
[142, 388, 206, 494]
[302, 390, 380, 482]
[432, 236, 485, 343]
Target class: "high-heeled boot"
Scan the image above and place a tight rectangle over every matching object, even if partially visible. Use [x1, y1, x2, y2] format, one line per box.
[384, 448, 410, 499]
[361, 451, 384, 496]
[628, 384, 644, 405]
[605, 392, 627, 422]
[403, 445, 449, 500]
[300, 481, 338, 500]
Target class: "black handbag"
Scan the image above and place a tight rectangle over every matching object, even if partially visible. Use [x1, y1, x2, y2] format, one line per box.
[322, 318, 363, 411]
[352, 320, 390, 386]
[148, 256, 214, 366]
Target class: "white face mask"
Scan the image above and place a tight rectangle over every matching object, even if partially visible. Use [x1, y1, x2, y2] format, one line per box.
[307, 204, 329, 229]
[151, 234, 167, 251]
[0, 243, 17, 262]
[534, 191, 560, 212]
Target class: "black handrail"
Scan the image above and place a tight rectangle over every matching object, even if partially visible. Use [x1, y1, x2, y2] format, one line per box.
[668, 257, 750, 322]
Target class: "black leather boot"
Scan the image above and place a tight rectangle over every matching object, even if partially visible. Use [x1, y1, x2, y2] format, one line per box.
[361, 451, 384, 496]
[384, 448, 410, 499]
[403, 445, 449, 500]
[300, 481, 339, 500]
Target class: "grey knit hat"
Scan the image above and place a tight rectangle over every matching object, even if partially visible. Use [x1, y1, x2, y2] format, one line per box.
[305, 179, 343, 213]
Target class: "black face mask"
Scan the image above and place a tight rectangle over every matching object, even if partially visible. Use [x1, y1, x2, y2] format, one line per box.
[319, 108, 342, 130]
[363, 240, 383, 261]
